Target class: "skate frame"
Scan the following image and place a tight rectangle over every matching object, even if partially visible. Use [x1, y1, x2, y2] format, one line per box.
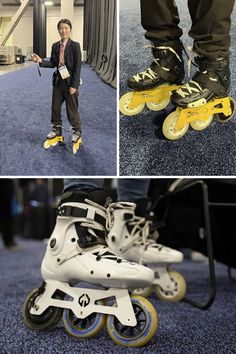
[129, 84, 180, 109]
[30, 280, 137, 326]
[175, 97, 232, 131]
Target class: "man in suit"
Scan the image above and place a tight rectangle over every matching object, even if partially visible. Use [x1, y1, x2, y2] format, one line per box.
[32, 19, 82, 147]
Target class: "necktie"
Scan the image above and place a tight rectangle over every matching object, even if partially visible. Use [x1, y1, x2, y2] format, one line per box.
[59, 42, 64, 65]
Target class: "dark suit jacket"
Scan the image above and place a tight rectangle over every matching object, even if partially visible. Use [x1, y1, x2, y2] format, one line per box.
[40, 38, 81, 89]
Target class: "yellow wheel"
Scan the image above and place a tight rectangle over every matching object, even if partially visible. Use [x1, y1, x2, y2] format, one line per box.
[119, 92, 145, 116]
[146, 97, 170, 111]
[106, 295, 158, 347]
[162, 111, 189, 140]
[43, 140, 52, 149]
[132, 286, 153, 298]
[216, 97, 236, 123]
[73, 137, 82, 154]
[154, 270, 186, 302]
[63, 306, 106, 339]
[190, 115, 213, 130]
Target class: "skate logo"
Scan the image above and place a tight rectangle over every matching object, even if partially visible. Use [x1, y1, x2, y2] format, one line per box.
[78, 293, 90, 307]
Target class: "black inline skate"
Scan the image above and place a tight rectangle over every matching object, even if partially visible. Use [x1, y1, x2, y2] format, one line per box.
[43, 125, 64, 149]
[163, 56, 235, 140]
[71, 128, 82, 154]
[120, 40, 185, 116]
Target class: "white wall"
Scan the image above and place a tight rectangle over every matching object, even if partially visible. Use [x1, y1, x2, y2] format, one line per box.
[0, 6, 84, 57]
[47, 7, 83, 57]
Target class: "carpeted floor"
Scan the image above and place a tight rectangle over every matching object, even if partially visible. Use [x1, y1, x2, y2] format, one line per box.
[0, 63, 116, 176]
[119, 0, 236, 176]
[0, 238, 236, 354]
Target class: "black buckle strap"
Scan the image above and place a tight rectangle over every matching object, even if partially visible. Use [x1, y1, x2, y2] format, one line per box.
[57, 205, 106, 228]
[193, 71, 226, 96]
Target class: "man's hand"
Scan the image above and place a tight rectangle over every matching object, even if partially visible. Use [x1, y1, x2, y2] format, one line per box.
[32, 53, 42, 63]
[69, 87, 77, 95]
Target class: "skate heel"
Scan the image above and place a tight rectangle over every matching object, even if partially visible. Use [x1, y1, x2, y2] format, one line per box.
[119, 84, 180, 116]
[43, 135, 65, 149]
[72, 136, 82, 154]
[163, 96, 235, 140]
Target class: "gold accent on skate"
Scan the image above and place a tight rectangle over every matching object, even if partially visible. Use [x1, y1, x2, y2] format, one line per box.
[119, 84, 180, 116]
[43, 135, 64, 149]
[163, 96, 235, 140]
[73, 137, 83, 154]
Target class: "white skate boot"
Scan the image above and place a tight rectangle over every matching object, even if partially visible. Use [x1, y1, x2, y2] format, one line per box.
[23, 189, 158, 347]
[107, 202, 186, 301]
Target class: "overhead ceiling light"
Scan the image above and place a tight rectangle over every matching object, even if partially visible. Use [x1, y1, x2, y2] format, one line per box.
[45, 1, 54, 5]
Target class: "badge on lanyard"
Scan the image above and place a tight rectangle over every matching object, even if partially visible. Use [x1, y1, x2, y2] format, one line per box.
[58, 65, 70, 79]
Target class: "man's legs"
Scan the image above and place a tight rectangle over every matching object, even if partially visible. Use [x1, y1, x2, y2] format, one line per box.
[117, 179, 150, 202]
[188, 0, 235, 59]
[140, 0, 182, 43]
[63, 179, 104, 192]
[126, 0, 184, 92]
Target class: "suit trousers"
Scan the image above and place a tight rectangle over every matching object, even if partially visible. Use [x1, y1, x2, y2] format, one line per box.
[51, 78, 81, 131]
[140, 0, 235, 59]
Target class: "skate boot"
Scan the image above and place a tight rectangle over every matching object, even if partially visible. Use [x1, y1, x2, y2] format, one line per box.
[107, 201, 186, 302]
[119, 40, 185, 116]
[163, 56, 235, 140]
[71, 128, 82, 154]
[23, 189, 158, 347]
[43, 125, 64, 149]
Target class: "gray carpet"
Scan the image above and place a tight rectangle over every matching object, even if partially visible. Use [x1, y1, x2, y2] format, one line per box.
[119, 0, 236, 176]
[0, 238, 236, 353]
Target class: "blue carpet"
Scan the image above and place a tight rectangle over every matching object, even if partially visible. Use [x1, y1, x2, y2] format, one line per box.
[0, 64, 116, 176]
[0, 238, 236, 353]
[119, 0, 236, 176]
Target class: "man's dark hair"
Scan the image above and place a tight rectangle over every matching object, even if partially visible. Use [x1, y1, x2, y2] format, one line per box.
[57, 19, 72, 30]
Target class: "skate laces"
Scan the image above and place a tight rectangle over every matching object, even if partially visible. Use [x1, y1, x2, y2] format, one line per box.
[132, 45, 181, 83]
[176, 47, 218, 98]
[107, 202, 163, 253]
[78, 199, 124, 263]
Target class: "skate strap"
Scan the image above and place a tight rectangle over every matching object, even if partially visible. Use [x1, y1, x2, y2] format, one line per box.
[193, 71, 226, 96]
[75, 223, 107, 248]
[150, 60, 177, 83]
[57, 205, 106, 228]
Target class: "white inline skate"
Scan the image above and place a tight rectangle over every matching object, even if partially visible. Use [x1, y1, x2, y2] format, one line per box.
[107, 202, 187, 302]
[23, 189, 158, 347]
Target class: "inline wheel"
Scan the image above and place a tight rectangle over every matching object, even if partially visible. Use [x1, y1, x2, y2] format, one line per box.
[162, 111, 189, 140]
[119, 92, 145, 116]
[132, 286, 153, 298]
[23, 287, 63, 331]
[190, 115, 213, 131]
[63, 305, 106, 339]
[106, 295, 158, 347]
[154, 270, 186, 302]
[216, 97, 236, 123]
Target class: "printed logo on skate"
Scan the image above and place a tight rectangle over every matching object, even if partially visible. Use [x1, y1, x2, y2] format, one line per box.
[78, 293, 90, 307]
